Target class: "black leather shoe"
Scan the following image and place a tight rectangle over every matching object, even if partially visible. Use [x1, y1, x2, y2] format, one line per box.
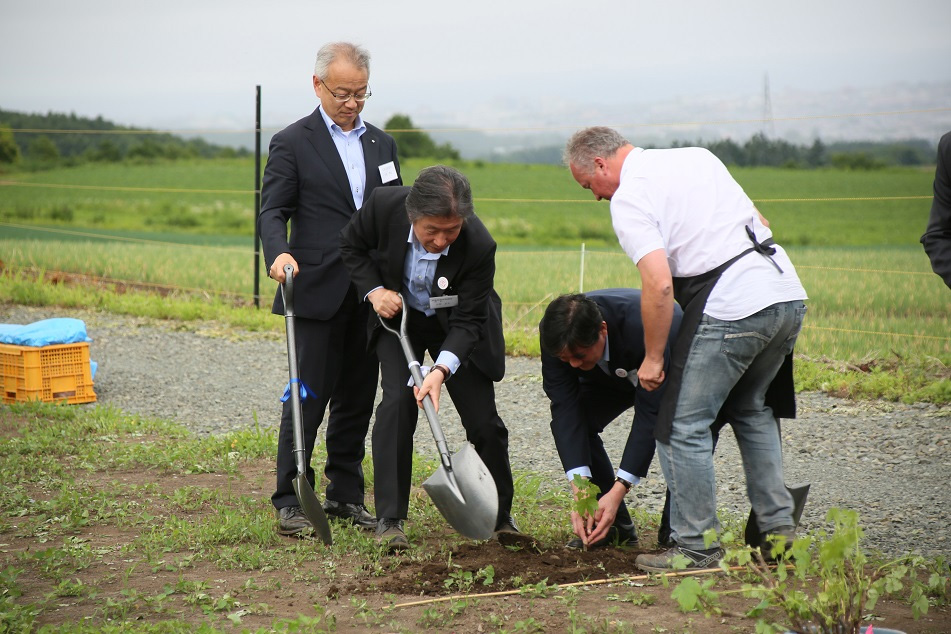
[277, 505, 312, 536]
[657, 525, 677, 548]
[565, 522, 638, 550]
[760, 525, 796, 560]
[494, 515, 520, 535]
[376, 517, 409, 552]
[323, 499, 376, 530]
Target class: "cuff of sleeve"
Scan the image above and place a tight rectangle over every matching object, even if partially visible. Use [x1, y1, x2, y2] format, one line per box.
[364, 285, 384, 302]
[434, 350, 461, 375]
[566, 466, 592, 481]
[616, 469, 641, 486]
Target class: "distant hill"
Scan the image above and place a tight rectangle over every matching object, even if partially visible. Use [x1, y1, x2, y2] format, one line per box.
[0, 108, 248, 163]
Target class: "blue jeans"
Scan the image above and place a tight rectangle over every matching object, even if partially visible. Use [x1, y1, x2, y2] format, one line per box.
[656, 300, 806, 549]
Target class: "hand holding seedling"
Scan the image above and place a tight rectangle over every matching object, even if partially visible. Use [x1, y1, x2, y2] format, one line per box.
[570, 475, 602, 548]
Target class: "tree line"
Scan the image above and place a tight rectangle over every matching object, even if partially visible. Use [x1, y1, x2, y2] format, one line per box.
[0, 109, 249, 169]
[0, 108, 937, 171]
[0, 110, 456, 170]
[493, 133, 938, 169]
[676, 133, 936, 169]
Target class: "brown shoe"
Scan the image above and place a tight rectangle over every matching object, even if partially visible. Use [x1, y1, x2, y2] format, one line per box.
[277, 505, 312, 536]
[376, 518, 409, 552]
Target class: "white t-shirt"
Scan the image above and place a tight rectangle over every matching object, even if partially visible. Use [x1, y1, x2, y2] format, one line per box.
[611, 147, 807, 320]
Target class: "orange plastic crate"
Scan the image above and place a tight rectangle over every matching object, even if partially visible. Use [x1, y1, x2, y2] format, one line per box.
[0, 342, 97, 404]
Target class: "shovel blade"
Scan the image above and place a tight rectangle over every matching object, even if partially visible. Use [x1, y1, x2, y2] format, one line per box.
[745, 482, 810, 548]
[293, 474, 333, 546]
[423, 443, 499, 540]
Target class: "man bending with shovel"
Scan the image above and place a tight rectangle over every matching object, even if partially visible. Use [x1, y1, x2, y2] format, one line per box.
[340, 165, 518, 551]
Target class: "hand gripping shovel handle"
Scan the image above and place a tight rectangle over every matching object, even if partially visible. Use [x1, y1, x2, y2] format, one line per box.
[376, 298, 453, 473]
[377, 294, 499, 540]
[280, 264, 333, 545]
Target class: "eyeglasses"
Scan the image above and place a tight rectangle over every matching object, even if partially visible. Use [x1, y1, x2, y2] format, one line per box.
[321, 80, 371, 103]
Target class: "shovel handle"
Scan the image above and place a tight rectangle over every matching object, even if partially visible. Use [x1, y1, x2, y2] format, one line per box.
[280, 265, 307, 476]
[378, 295, 454, 471]
[281, 264, 295, 317]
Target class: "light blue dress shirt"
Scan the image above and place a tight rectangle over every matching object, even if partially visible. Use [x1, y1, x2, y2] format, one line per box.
[318, 106, 367, 209]
[402, 227, 462, 374]
[363, 227, 463, 375]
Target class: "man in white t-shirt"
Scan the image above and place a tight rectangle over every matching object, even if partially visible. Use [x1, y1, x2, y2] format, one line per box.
[564, 127, 808, 572]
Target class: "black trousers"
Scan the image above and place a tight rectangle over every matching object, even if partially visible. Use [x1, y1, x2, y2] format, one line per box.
[373, 309, 514, 528]
[271, 287, 378, 510]
[571, 382, 657, 527]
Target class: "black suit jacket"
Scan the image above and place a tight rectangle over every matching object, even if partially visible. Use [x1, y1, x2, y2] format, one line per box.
[339, 186, 506, 381]
[258, 107, 402, 319]
[542, 288, 683, 476]
[922, 131, 951, 289]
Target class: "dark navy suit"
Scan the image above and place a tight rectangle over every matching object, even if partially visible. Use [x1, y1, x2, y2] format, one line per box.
[258, 107, 401, 510]
[340, 187, 513, 526]
[922, 131, 951, 289]
[542, 288, 682, 527]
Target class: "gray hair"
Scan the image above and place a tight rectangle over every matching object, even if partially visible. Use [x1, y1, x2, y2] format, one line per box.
[405, 165, 474, 223]
[314, 42, 370, 80]
[563, 127, 629, 174]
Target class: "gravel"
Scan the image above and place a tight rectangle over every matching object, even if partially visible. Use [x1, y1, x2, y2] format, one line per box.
[3, 304, 949, 559]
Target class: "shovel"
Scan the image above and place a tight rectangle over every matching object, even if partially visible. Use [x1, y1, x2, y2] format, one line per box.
[378, 296, 499, 540]
[280, 263, 333, 545]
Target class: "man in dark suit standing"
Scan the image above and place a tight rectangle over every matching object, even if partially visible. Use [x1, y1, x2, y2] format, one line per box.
[539, 289, 682, 549]
[921, 131, 951, 289]
[340, 165, 517, 551]
[259, 42, 402, 536]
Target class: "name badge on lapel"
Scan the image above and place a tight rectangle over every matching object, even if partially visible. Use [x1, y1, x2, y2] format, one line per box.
[429, 295, 459, 310]
[378, 161, 398, 183]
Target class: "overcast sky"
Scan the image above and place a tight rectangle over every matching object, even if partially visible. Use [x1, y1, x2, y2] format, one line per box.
[2, 0, 950, 144]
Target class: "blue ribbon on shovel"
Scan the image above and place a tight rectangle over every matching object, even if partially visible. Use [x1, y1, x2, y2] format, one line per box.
[280, 378, 314, 403]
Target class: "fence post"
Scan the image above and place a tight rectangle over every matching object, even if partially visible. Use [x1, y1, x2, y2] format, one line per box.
[253, 85, 262, 308]
[579, 242, 585, 293]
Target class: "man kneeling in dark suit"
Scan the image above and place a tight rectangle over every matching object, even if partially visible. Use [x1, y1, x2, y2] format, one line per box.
[340, 165, 517, 551]
[539, 289, 682, 549]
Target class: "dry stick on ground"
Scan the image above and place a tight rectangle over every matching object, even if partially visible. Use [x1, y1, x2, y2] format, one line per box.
[391, 564, 767, 609]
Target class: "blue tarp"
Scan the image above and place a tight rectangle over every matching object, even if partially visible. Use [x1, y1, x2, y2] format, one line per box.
[0, 318, 97, 379]
[0, 318, 91, 346]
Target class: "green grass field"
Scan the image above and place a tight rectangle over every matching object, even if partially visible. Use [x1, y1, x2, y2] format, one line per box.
[0, 157, 935, 246]
[1, 157, 948, 402]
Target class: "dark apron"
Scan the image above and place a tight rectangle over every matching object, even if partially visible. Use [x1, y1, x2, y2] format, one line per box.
[654, 234, 796, 443]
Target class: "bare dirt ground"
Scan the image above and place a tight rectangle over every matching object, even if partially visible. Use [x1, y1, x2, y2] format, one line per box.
[3, 410, 947, 634]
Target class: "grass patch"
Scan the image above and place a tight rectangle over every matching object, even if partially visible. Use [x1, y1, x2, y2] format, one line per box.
[1, 402, 946, 633]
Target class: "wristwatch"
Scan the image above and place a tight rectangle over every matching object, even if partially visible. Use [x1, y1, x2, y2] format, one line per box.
[432, 364, 451, 382]
[615, 476, 633, 492]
